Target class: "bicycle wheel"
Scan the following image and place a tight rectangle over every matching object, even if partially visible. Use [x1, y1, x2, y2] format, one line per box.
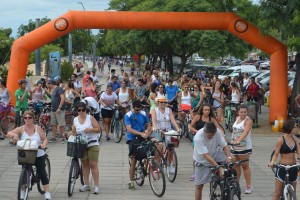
[18, 167, 30, 200]
[283, 184, 297, 200]
[0, 115, 15, 136]
[113, 120, 123, 143]
[209, 180, 222, 200]
[68, 158, 78, 197]
[175, 119, 185, 138]
[270, 150, 276, 174]
[165, 149, 178, 183]
[230, 188, 241, 200]
[37, 156, 51, 194]
[134, 161, 145, 186]
[148, 160, 166, 197]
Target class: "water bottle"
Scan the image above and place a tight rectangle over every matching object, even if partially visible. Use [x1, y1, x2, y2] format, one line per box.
[115, 109, 119, 120]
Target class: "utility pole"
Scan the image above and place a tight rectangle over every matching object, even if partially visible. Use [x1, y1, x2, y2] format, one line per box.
[35, 18, 41, 75]
[78, 2, 86, 63]
[68, 33, 72, 63]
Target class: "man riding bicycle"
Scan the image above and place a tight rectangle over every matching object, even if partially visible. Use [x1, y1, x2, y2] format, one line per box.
[193, 122, 231, 200]
[125, 100, 151, 190]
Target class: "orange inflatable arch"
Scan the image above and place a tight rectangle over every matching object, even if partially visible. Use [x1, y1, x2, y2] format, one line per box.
[8, 11, 288, 122]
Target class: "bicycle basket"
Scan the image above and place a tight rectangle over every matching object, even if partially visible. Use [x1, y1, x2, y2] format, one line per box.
[18, 149, 37, 165]
[67, 141, 87, 158]
[170, 136, 180, 148]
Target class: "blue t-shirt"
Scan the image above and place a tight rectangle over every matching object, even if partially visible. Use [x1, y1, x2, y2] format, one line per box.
[108, 81, 121, 92]
[125, 110, 150, 140]
[165, 85, 179, 101]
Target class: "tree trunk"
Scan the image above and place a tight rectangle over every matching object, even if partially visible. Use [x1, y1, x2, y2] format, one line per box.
[289, 53, 300, 115]
[179, 55, 188, 76]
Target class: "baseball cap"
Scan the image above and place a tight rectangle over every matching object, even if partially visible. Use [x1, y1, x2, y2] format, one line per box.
[47, 79, 56, 85]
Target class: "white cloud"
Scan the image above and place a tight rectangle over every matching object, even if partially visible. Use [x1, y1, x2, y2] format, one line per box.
[0, 0, 110, 37]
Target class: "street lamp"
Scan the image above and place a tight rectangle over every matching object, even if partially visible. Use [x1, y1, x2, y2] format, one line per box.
[77, 2, 86, 11]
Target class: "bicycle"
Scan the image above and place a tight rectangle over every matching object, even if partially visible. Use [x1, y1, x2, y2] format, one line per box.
[110, 106, 125, 143]
[17, 147, 51, 200]
[0, 104, 15, 140]
[38, 103, 51, 137]
[66, 134, 86, 197]
[178, 109, 193, 142]
[157, 129, 180, 182]
[131, 138, 166, 197]
[224, 102, 239, 132]
[209, 158, 249, 200]
[269, 160, 300, 199]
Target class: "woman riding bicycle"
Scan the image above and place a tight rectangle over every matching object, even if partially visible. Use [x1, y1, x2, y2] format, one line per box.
[115, 80, 131, 113]
[99, 85, 123, 141]
[178, 83, 195, 122]
[231, 104, 253, 194]
[151, 97, 181, 173]
[7, 110, 51, 200]
[268, 120, 300, 200]
[212, 80, 224, 122]
[69, 102, 101, 194]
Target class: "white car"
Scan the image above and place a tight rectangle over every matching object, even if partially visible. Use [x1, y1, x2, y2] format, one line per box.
[259, 61, 270, 70]
[195, 57, 205, 62]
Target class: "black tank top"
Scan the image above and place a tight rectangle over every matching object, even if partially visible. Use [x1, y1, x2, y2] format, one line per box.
[280, 136, 297, 154]
[195, 115, 211, 131]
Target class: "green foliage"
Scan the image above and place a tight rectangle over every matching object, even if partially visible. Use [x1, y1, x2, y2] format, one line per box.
[0, 28, 14, 65]
[29, 44, 64, 64]
[17, 17, 51, 37]
[60, 61, 73, 82]
[26, 70, 34, 77]
[0, 65, 9, 82]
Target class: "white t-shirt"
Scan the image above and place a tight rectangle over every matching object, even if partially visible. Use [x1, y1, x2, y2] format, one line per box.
[90, 75, 99, 83]
[84, 97, 100, 113]
[193, 128, 227, 166]
[100, 92, 118, 110]
[74, 115, 99, 147]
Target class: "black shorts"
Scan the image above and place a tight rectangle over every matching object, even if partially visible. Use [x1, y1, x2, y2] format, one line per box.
[231, 149, 252, 155]
[126, 137, 145, 157]
[275, 166, 298, 183]
[101, 109, 114, 119]
[93, 112, 100, 121]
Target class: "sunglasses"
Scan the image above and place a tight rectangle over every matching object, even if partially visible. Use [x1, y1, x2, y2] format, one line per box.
[159, 102, 167, 104]
[24, 116, 33, 120]
[134, 108, 142, 112]
[77, 108, 86, 112]
[184, 87, 189, 88]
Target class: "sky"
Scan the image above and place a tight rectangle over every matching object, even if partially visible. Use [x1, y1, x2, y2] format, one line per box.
[0, 0, 110, 38]
[0, 0, 260, 38]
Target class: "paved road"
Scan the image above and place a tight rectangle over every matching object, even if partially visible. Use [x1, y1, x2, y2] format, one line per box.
[0, 63, 298, 200]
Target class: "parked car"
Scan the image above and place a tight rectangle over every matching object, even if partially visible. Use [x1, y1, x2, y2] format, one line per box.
[218, 65, 258, 80]
[221, 58, 241, 66]
[260, 71, 294, 92]
[195, 57, 205, 62]
[259, 61, 270, 70]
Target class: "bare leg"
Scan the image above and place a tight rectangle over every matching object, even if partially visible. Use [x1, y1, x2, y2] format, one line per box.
[129, 157, 137, 181]
[272, 179, 284, 200]
[195, 184, 203, 200]
[51, 125, 57, 139]
[89, 160, 99, 187]
[82, 160, 91, 185]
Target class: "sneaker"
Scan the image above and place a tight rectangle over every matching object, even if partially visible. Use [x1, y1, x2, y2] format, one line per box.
[128, 182, 135, 190]
[79, 185, 90, 192]
[61, 138, 66, 144]
[93, 186, 99, 194]
[20, 190, 25, 199]
[44, 192, 52, 200]
[105, 135, 111, 141]
[245, 185, 252, 194]
[190, 175, 195, 181]
[168, 165, 175, 174]
[48, 138, 56, 143]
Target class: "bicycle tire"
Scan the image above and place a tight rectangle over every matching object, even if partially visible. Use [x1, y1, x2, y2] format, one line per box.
[18, 167, 30, 200]
[283, 184, 297, 200]
[68, 158, 77, 197]
[175, 119, 185, 138]
[230, 188, 241, 200]
[184, 120, 189, 138]
[148, 160, 166, 197]
[134, 161, 145, 186]
[165, 149, 178, 183]
[113, 120, 123, 143]
[270, 150, 276, 174]
[209, 180, 222, 200]
[37, 156, 51, 194]
[79, 162, 84, 185]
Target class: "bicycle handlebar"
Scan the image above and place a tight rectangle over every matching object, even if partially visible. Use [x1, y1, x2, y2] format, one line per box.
[209, 158, 249, 170]
[273, 163, 300, 170]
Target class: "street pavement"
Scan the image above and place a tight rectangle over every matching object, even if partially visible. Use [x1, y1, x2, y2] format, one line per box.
[0, 62, 298, 200]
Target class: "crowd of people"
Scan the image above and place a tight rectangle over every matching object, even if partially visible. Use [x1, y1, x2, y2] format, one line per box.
[2, 59, 300, 200]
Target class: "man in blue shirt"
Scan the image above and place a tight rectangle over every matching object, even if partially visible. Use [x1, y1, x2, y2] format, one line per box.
[124, 100, 151, 190]
[165, 79, 179, 112]
[108, 75, 121, 92]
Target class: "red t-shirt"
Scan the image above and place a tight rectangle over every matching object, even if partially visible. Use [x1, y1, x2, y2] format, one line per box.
[83, 74, 90, 87]
[246, 83, 260, 97]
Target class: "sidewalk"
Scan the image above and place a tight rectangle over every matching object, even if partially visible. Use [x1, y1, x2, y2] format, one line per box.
[0, 63, 297, 200]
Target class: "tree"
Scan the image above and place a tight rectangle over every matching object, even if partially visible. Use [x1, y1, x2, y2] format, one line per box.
[29, 44, 64, 64]
[0, 28, 14, 65]
[289, 53, 300, 115]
